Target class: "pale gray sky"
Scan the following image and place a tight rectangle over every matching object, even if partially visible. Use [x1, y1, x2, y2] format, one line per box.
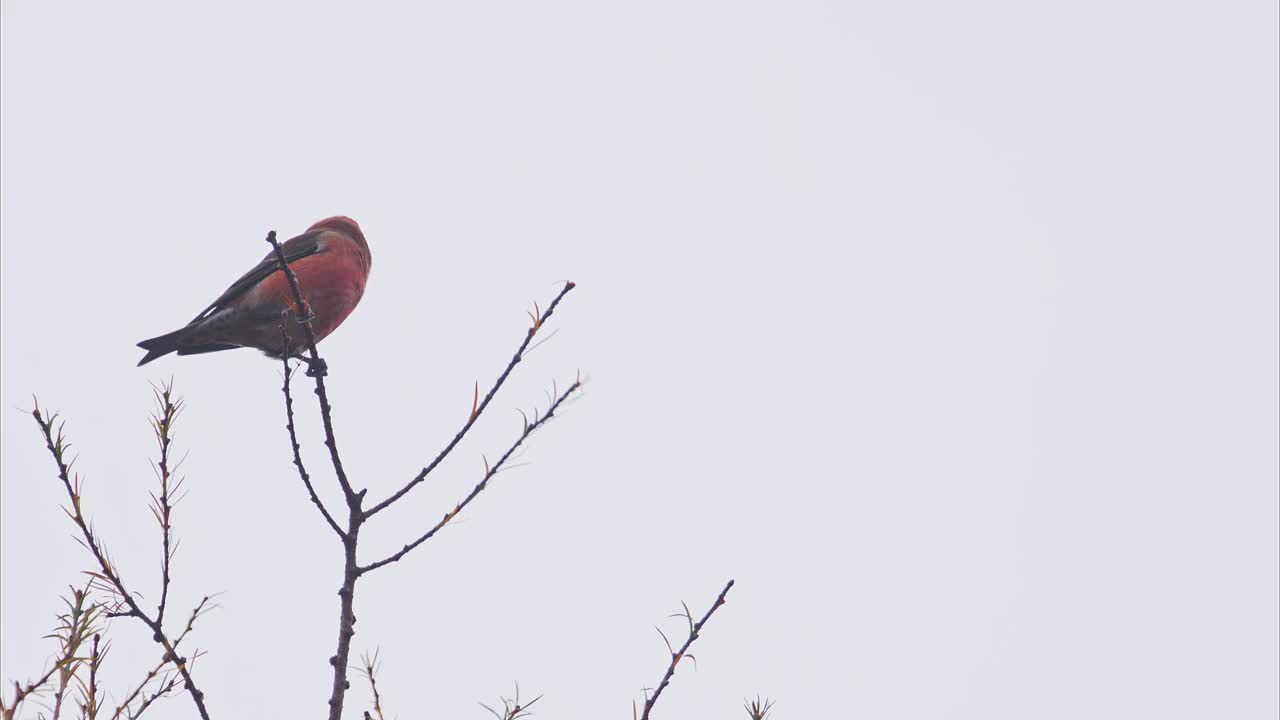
[2, 1, 1277, 718]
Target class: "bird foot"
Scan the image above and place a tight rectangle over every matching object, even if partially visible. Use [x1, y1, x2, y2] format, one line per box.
[303, 357, 329, 378]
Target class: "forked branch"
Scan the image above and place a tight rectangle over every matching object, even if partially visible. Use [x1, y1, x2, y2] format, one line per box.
[111, 596, 214, 720]
[281, 348, 345, 539]
[364, 280, 577, 518]
[358, 375, 583, 575]
[31, 398, 212, 720]
[265, 224, 582, 719]
[480, 683, 542, 720]
[0, 584, 101, 720]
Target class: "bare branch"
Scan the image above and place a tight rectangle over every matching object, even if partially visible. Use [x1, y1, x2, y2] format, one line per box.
[639, 580, 735, 720]
[31, 401, 212, 720]
[363, 281, 576, 518]
[280, 346, 345, 539]
[358, 377, 583, 575]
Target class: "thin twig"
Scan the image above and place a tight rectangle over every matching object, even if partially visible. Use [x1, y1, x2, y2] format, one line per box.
[111, 596, 212, 720]
[358, 377, 583, 575]
[78, 633, 106, 720]
[50, 585, 99, 720]
[358, 650, 386, 720]
[364, 281, 577, 518]
[128, 671, 181, 720]
[149, 383, 182, 630]
[31, 404, 212, 720]
[2, 657, 63, 720]
[115, 661, 186, 718]
[743, 696, 776, 720]
[281, 344, 344, 539]
[639, 580, 735, 720]
[480, 683, 542, 720]
[3, 585, 100, 720]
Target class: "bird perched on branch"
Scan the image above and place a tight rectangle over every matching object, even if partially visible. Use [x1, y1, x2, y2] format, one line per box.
[137, 216, 371, 373]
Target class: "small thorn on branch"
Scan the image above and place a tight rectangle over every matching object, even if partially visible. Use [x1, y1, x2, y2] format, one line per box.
[357, 374, 583, 575]
[362, 280, 578, 520]
[638, 580, 735, 720]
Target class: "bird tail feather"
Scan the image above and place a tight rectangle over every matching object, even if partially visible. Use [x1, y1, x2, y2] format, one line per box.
[136, 328, 187, 366]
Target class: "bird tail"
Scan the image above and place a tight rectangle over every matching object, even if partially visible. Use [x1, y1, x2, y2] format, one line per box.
[136, 328, 187, 366]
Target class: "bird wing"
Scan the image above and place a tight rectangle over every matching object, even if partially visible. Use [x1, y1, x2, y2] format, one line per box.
[189, 230, 326, 324]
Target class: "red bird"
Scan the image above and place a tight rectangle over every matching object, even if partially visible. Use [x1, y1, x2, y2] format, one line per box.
[137, 216, 371, 372]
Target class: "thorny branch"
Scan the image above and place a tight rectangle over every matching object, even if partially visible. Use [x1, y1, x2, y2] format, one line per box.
[359, 651, 387, 720]
[0, 584, 100, 720]
[638, 580, 735, 720]
[49, 585, 100, 720]
[363, 281, 577, 518]
[129, 674, 181, 720]
[31, 397, 212, 720]
[111, 596, 214, 720]
[744, 696, 776, 720]
[2, 660, 62, 720]
[148, 384, 183, 630]
[80, 632, 106, 720]
[480, 683, 542, 720]
[358, 376, 583, 575]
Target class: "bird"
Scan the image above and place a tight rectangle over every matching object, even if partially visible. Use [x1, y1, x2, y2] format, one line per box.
[137, 216, 371, 374]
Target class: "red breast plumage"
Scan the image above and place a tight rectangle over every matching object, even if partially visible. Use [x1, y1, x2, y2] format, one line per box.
[137, 216, 372, 366]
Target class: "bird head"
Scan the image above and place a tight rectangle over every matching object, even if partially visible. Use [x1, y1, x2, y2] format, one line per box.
[309, 216, 371, 265]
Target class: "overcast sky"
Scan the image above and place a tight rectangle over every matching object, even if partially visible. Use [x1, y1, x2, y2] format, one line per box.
[2, 1, 1277, 718]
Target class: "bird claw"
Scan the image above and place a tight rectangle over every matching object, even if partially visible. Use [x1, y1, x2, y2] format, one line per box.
[304, 358, 329, 378]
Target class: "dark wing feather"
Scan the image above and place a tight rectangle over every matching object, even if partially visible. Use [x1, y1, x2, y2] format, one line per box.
[176, 342, 240, 356]
[189, 231, 325, 323]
